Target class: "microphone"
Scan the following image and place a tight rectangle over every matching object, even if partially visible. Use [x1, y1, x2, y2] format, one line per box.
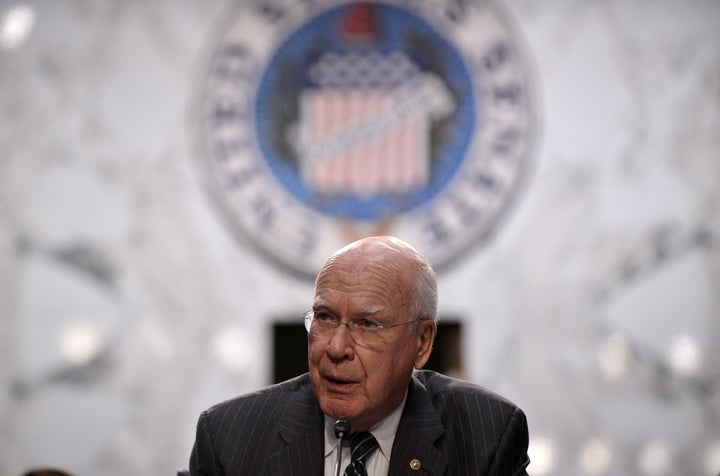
[334, 419, 351, 476]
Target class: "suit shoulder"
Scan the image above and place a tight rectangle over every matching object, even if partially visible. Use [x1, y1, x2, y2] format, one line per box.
[203, 373, 312, 425]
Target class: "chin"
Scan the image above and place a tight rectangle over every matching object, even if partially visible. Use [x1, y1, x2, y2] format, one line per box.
[319, 395, 359, 421]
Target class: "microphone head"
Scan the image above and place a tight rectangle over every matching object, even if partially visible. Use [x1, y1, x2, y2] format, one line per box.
[334, 419, 351, 439]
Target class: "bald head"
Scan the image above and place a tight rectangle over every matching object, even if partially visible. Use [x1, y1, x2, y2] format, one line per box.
[317, 236, 438, 322]
[309, 236, 438, 429]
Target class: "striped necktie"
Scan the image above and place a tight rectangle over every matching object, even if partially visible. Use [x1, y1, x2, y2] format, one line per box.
[344, 431, 379, 476]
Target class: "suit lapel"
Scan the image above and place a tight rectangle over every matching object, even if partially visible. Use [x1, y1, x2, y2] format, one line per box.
[389, 375, 449, 475]
[265, 373, 449, 475]
[268, 378, 325, 475]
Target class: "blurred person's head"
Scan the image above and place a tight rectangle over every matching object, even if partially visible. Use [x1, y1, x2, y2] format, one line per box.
[23, 469, 73, 476]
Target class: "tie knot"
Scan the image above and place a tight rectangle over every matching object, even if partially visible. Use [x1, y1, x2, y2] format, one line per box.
[349, 431, 378, 457]
[344, 432, 379, 476]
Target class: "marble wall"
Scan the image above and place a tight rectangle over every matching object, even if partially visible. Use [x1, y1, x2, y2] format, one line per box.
[1, 1, 718, 475]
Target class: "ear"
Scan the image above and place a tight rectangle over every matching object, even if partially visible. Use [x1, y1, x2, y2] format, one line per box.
[414, 320, 437, 369]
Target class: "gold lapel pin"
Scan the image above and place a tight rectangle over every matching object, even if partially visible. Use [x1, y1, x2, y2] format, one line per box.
[409, 458, 422, 471]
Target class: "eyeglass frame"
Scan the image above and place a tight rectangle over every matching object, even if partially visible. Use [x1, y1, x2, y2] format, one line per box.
[302, 309, 420, 346]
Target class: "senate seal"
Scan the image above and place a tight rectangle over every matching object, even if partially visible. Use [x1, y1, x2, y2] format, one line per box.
[193, 0, 537, 279]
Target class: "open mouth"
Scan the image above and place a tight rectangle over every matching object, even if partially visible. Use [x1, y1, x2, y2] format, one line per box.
[325, 375, 356, 388]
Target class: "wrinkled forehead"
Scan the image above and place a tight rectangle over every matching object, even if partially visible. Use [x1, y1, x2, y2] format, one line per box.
[313, 260, 412, 320]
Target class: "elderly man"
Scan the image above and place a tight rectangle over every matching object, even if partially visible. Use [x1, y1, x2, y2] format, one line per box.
[189, 236, 529, 475]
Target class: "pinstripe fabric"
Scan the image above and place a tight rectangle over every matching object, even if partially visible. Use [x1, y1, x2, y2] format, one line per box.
[190, 375, 324, 476]
[189, 371, 529, 476]
[388, 372, 529, 475]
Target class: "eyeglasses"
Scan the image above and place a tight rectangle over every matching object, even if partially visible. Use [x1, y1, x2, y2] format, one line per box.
[302, 310, 419, 348]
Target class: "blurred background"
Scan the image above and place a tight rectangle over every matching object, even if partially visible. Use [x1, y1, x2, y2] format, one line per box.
[1, 0, 719, 475]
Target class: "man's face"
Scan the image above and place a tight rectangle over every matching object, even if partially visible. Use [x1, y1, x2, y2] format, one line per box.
[308, 252, 435, 431]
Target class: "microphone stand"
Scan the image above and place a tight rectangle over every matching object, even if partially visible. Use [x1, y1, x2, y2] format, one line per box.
[334, 419, 351, 476]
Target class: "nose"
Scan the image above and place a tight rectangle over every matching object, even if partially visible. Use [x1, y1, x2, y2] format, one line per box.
[325, 322, 355, 361]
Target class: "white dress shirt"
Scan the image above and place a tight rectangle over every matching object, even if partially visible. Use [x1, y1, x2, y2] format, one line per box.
[323, 393, 407, 476]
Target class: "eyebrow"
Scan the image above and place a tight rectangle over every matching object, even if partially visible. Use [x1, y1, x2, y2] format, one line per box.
[311, 301, 386, 318]
[312, 299, 330, 311]
[355, 306, 385, 317]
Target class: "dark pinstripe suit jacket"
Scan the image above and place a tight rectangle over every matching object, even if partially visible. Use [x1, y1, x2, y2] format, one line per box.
[190, 370, 529, 475]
